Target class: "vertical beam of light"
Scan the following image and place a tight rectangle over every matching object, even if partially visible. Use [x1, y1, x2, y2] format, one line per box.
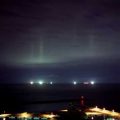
[72, 18, 78, 46]
[39, 40, 44, 62]
[89, 34, 95, 56]
[30, 41, 34, 61]
[31, 42, 34, 59]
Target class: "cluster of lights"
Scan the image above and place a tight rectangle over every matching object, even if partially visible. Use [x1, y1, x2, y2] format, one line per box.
[0, 112, 58, 119]
[29, 80, 95, 85]
[87, 107, 120, 117]
[17, 112, 32, 118]
[41, 113, 58, 119]
[72, 80, 95, 85]
[29, 80, 53, 85]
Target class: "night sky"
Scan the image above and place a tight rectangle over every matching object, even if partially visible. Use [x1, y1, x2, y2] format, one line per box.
[0, 0, 120, 83]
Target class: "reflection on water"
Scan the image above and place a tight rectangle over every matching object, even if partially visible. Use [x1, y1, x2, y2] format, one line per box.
[25, 103, 69, 113]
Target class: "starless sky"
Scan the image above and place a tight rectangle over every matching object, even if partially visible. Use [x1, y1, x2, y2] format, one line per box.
[0, 0, 120, 83]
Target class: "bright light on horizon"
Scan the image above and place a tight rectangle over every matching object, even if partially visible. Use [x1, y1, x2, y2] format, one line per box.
[30, 81, 34, 85]
[39, 81, 43, 85]
[73, 81, 77, 85]
[90, 81, 95, 85]
[50, 81, 53, 85]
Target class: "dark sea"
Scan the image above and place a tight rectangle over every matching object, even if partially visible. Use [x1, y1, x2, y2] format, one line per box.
[0, 83, 120, 113]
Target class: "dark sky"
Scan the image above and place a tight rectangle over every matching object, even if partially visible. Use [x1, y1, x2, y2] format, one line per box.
[0, 0, 120, 83]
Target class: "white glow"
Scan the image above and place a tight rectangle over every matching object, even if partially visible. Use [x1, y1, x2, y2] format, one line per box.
[3, 118, 6, 120]
[50, 81, 53, 85]
[83, 82, 89, 85]
[39, 81, 43, 85]
[90, 81, 95, 85]
[73, 81, 77, 85]
[91, 116, 94, 120]
[30, 81, 34, 85]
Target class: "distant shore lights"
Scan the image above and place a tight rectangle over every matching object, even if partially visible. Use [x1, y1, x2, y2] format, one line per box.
[90, 81, 95, 85]
[30, 81, 34, 85]
[50, 81, 53, 85]
[39, 81, 43, 85]
[73, 81, 77, 85]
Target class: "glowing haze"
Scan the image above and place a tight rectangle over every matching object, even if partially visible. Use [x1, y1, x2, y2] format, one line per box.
[0, 0, 120, 83]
